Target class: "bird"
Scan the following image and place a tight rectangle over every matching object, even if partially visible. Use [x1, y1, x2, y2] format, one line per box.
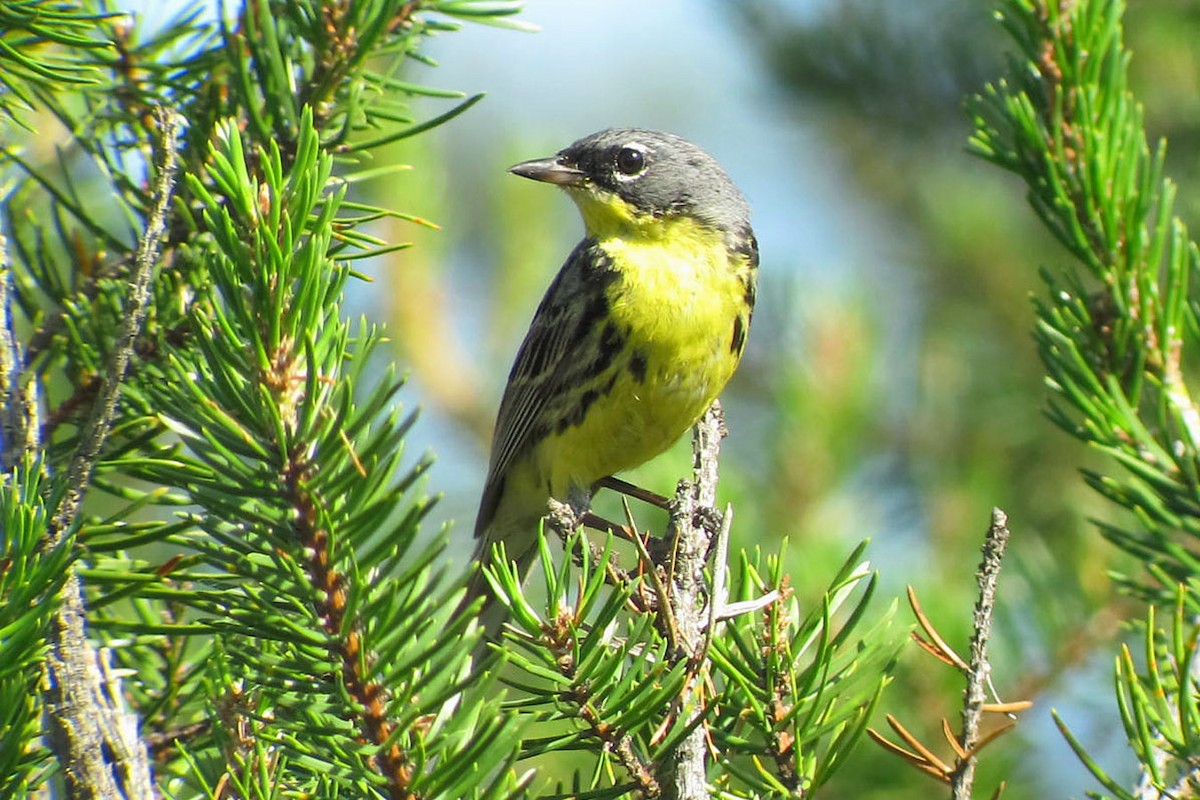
[464, 127, 758, 633]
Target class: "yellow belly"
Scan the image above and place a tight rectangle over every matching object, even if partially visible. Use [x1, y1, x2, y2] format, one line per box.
[534, 225, 749, 497]
[537, 361, 723, 494]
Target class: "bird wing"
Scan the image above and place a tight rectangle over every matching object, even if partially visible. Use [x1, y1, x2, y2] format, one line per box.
[474, 240, 614, 537]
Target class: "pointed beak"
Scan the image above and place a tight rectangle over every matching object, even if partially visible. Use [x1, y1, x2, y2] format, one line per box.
[508, 156, 587, 186]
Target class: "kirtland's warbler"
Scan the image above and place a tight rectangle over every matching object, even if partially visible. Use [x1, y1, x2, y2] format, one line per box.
[467, 128, 758, 626]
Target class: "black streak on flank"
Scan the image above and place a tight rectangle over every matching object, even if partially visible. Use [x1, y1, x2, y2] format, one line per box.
[629, 350, 648, 383]
[555, 373, 619, 434]
[732, 228, 760, 270]
[594, 321, 624, 373]
[731, 315, 747, 355]
[575, 389, 599, 421]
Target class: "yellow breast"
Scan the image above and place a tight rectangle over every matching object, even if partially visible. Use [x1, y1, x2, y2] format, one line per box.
[536, 206, 752, 496]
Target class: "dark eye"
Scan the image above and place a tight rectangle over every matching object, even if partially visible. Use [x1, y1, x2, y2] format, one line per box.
[615, 146, 645, 176]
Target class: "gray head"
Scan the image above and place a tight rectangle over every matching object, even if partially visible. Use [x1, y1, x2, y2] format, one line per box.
[509, 128, 751, 237]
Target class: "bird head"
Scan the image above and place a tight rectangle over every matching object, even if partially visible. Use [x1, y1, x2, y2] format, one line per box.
[509, 128, 751, 244]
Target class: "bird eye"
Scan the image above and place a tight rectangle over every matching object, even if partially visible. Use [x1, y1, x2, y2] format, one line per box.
[615, 146, 646, 176]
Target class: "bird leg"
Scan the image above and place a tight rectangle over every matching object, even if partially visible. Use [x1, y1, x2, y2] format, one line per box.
[581, 476, 671, 542]
[547, 491, 637, 592]
[597, 475, 672, 509]
[581, 511, 636, 540]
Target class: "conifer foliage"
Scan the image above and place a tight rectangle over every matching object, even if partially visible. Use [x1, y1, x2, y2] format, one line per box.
[971, 0, 1200, 795]
[1, 2, 526, 797]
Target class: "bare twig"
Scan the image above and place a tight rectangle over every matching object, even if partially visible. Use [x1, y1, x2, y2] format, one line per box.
[45, 106, 181, 549]
[656, 401, 725, 800]
[870, 508, 1024, 794]
[42, 106, 182, 800]
[952, 507, 1013, 800]
[599, 475, 673, 509]
[0, 231, 37, 470]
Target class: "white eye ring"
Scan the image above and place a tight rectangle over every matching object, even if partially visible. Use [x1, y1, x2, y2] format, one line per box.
[614, 144, 648, 180]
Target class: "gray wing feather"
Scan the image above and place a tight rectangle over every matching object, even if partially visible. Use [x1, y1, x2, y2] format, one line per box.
[474, 241, 612, 537]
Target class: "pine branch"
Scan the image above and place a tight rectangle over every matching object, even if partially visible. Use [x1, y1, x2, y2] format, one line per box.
[868, 510, 1027, 797]
[96, 112, 526, 797]
[0, 460, 73, 795]
[39, 106, 180, 800]
[972, 0, 1200, 794]
[969, 0, 1200, 602]
[282, 444, 416, 798]
[490, 399, 897, 797]
[0, 1, 113, 123]
[0, 231, 36, 468]
[4, 1, 534, 797]
[44, 107, 180, 550]
[1055, 593, 1200, 799]
[952, 508, 1012, 800]
[657, 402, 725, 800]
[16, 0, 522, 446]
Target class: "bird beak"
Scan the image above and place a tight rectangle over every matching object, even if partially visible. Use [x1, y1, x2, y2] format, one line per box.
[508, 156, 587, 186]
